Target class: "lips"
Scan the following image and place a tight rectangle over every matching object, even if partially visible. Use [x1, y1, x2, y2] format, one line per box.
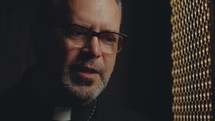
[68, 65, 99, 85]
[77, 66, 99, 74]
[69, 64, 99, 73]
[77, 66, 99, 79]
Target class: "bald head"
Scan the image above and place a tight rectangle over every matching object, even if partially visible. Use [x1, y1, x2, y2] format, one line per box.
[35, 0, 122, 25]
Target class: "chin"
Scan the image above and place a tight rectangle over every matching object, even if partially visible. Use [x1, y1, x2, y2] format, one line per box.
[60, 64, 111, 105]
[62, 75, 108, 105]
[70, 85, 101, 105]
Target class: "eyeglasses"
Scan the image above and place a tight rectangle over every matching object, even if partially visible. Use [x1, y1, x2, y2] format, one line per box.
[60, 24, 127, 54]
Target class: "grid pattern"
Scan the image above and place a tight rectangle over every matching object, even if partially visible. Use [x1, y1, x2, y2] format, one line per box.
[170, 0, 214, 120]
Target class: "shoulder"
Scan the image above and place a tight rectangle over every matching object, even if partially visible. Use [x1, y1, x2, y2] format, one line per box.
[94, 98, 149, 121]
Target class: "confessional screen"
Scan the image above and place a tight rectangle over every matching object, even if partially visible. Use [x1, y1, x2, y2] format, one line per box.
[170, 0, 215, 120]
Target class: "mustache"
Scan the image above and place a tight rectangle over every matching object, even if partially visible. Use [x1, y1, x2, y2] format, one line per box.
[66, 60, 104, 76]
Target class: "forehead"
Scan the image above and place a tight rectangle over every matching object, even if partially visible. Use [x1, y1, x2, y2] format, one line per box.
[37, 0, 121, 30]
[67, 0, 121, 31]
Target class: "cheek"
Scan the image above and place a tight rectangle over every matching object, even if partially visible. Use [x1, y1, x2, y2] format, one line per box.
[103, 55, 116, 74]
[65, 47, 80, 65]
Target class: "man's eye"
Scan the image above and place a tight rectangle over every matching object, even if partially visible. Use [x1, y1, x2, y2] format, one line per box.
[101, 34, 117, 42]
[104, 37, 116, 42]
[100, 35, 118, 45]
[69, 30, 85, 36]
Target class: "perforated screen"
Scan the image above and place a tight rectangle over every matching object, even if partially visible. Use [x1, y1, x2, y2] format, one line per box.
[170, 0, 214, 120]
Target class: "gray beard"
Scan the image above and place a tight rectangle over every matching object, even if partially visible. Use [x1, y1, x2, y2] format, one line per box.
[61, 66, 109, 105]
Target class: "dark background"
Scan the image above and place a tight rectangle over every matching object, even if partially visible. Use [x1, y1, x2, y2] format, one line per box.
[0, 0, 172, 121]
[127, 1, 173, 121]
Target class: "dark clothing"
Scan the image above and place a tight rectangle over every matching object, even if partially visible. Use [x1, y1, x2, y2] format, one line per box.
[0, 69, 148, 121]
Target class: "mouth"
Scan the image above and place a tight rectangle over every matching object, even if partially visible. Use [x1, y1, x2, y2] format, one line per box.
[69, 64, 99, 74]
[77, 66, 99, 74]
[68, 65, 99, 85]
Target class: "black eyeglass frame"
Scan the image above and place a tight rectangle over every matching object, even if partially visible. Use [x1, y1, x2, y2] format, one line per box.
[53, 23, 128, 53]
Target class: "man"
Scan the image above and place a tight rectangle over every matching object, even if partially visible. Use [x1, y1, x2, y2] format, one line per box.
[1, 0, 148, 120]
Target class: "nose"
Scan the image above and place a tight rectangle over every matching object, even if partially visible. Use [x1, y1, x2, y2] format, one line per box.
[83, 36, 102, 58]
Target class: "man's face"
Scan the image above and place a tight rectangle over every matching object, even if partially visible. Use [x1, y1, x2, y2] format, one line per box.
[39, 0, 121, 105]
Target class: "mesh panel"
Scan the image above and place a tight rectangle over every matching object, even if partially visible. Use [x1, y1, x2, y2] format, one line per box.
[170, 0, 214, 120]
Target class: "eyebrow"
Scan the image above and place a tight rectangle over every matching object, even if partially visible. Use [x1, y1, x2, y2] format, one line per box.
[68, 23, 119, 33]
